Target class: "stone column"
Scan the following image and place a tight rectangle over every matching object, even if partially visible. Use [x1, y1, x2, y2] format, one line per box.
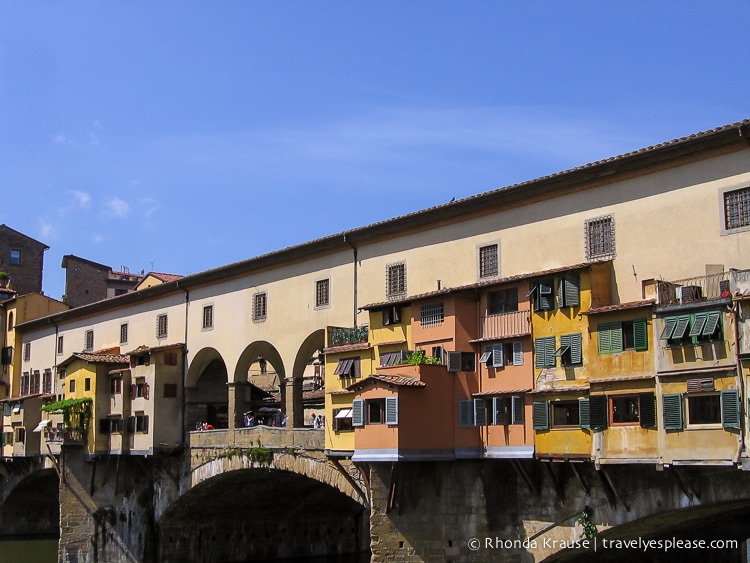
[284, 376, 305, 428]
[227, 381, 247, 431]
[58, 447, 96, 563]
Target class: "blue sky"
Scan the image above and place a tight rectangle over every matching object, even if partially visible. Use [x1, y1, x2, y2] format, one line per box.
[1, 2, 749, 300]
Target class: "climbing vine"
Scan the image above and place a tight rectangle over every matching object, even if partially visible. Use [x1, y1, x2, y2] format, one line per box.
[41, 397, 92, 430]
[400, 349, 441, 365]
[576, 507, 597, 539]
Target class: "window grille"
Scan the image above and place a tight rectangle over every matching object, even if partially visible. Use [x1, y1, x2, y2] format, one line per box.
[420, 303, 444, 327]
[315, 279, 330, 307]
[724, 187, 750, 229]
[386, 262, 406, 299]
[585, 215, 615, 260]
[479, 244, 498, 278]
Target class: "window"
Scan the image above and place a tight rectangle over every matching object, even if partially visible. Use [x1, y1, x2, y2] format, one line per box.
[386, 262, 406, 299]
[585, 215, 615, 261]
[120, 323, 128, 345]
[315, 279, 330, 308]
[156, 314, 168, 339]
[431, 346, 444, 364]
[531, 279, 554, 312]
[610, 395, 640, 425]
[15, 427, 25, 444]
[724, 187, 750, 230]
[100, 417, 122, 434]
[332, 408, 354, 432]
[84, 330, 94, 352]
[487, 288, 518, 315]
[202, 305, 214, 330]
[58, 368, 66, 380]
[30, 371, 40, 394]
[598, 320, 648, 353]
[687, 394, 721, 425]
[447, 351, 476, 372]
[382, 305, 401, 326]
[492, 396, 524, 425]
[663, 390, 740, 430]
[84, 378, 91, 392]
[69, 379, 76, 393]
[380, 350, 410, 367]
[253, 292, 267, 321]
[128, 413, 149, 433]
[420, 303, 444, 327]
[131, 379, 150, 399]
[43, 370, 52, 394]
[551, 400, 580, 427]
[459, 399, 487, 427]
[111, 378, 122, 395]
[534, 336, 556, 368]
[555, 333, 582, 366]
[479, 244, 499, 278]
[333, 357, 361, 378]
[557, 275, 580, 308]
[22, 342, 30, 361]
[57, 335, 64, 355]
[9, 249, 21, 266]
[367, 399, 385, 424]
[481, 341, 524, 368]
[661, 312, 722, 346]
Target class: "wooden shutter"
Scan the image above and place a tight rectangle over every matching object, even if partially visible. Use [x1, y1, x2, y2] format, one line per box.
[511, 396, 524, 424]
[536, 280, 553, 311]
[687, 378, 714, 393]
[703, 312, 721, 337]
[589, 395, 608, 429]
[352, 399, 364, 427]
[459, 400, 474, 427]
[639, 392, 656, 428]
[570, 334, 582, 365]
[512, 341, 524, 365]
[474, 399, 487, 426]
[143, 382, 150, 400]
[447, 351, 462, 372]
[532, 401, 549, 430]
[660, 317, 678, 340]
[672, 316, 690, 340]
[385, 397, 398, 425]
[663, 394, 683, 430]
[127, 416, 136, 433]
[129, 384, 136, 400]
[721, 390, 740, 429]
[143, 416, 149, 434]
[534, 338, 546, 368]
[579, 398, 591, 429]
[689, 313, 708, 337]
[633, 319, 648, 351]
[598, 324, 612, 353]
[491, 344, 504, 368]
[559, 275, 580, 308]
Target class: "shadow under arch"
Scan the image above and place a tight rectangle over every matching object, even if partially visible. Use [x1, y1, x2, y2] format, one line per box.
[289, 329, 326, 428]
[157, 467, 368, 562]
[0, 467, 59, 538]
[185, 347, 230, 430]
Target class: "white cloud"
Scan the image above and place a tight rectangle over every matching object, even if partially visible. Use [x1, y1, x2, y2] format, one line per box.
[69, 190, 93, 210]
[104, 197, 130, 219]
[92, 233, 104, 244]
[38, 218, 59, 241]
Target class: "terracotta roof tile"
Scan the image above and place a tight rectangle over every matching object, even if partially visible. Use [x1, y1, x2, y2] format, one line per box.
[583, 300, 655, 315]
[346, 374, 427, 392]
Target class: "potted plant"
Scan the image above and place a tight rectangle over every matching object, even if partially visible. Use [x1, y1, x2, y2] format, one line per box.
[0, 272, 11, 288]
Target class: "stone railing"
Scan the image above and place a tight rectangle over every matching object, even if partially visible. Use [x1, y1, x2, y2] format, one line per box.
[189, 426, 324, 450]
[480, 310, 531, 340]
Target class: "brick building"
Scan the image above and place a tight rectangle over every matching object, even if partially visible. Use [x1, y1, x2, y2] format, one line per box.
[0, 225, 48, 296]
[61, 255, 144, 308]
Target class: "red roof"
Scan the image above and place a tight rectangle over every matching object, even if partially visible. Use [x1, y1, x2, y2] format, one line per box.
[346, 374, 427, 392]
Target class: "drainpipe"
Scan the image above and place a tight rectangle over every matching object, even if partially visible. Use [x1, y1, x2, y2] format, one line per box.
[731, 296, 745, 465]
[343, 234, 358, 327]
[177, 281, 189, 442]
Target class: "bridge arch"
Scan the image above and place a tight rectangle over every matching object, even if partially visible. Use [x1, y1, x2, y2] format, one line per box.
[159, 452, 369, 562]
[185, 347, 230, 430]
[290, 329, 326, 428]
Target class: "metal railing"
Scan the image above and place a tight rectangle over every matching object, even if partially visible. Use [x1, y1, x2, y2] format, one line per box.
[656, 272, 730, 306]
[45, 428, 87, 444]
[480, 310, 531, 340]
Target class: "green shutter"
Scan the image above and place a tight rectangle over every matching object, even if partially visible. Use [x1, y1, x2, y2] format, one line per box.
[512, 341, 524, 366]
[474, 399, 488, 426]
[672, 316, 690, 340]
[663, 394, 683, 430]
[703, 312, 721, 338]
[561, 275, 580, 308]
[639, 392, 656, 428]
[352, 399, 364, 427]
[536, 337, 555, 368]
[721, 390, 740, 429]
[536, 280, 554, 311]
[633, 319, 648, 351]
[570, 333, 583, 364]
[493, 397, 507, 425]
[459, 400, 474, 427]
[689, 313, 708, 337]
[533, 401, 549, 430]
[660, 317, 678, 340]
[385, 397, 398, 425]
[589, 395, 608, 429]
[511, 396, 524, 424]
[598, 323, 612, 353]
[579, 398, 590, 429]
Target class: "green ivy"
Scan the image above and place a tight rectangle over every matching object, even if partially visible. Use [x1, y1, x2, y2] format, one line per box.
[41, 397, 92, 430]
[400, 349, 441, 365]
[576, 507, 597, 539]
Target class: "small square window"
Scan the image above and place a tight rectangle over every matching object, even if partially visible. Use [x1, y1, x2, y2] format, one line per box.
[315, 279, 330, 308]
[253, 293, 267, 321]
[724, 187, 750, 230]
[386, 262, 406, 299]
[203, 305, 214, 329]
[479, 244, 499, 278]
[585, 215, 615, 261]
[419, 303, 444, 327]
[551, 401, 580, 427]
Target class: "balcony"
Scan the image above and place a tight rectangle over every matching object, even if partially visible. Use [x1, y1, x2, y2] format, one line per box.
[45, 428, 87, 445]
[655, 272, 731, 307]
[327, 326, 369, 348]
[480, 310, 531, 340]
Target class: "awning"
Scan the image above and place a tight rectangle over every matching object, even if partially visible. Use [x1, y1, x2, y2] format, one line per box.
[335, 408, 353, 419]
[12, 403, 21, 413]
[33, 420, 51, 432]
